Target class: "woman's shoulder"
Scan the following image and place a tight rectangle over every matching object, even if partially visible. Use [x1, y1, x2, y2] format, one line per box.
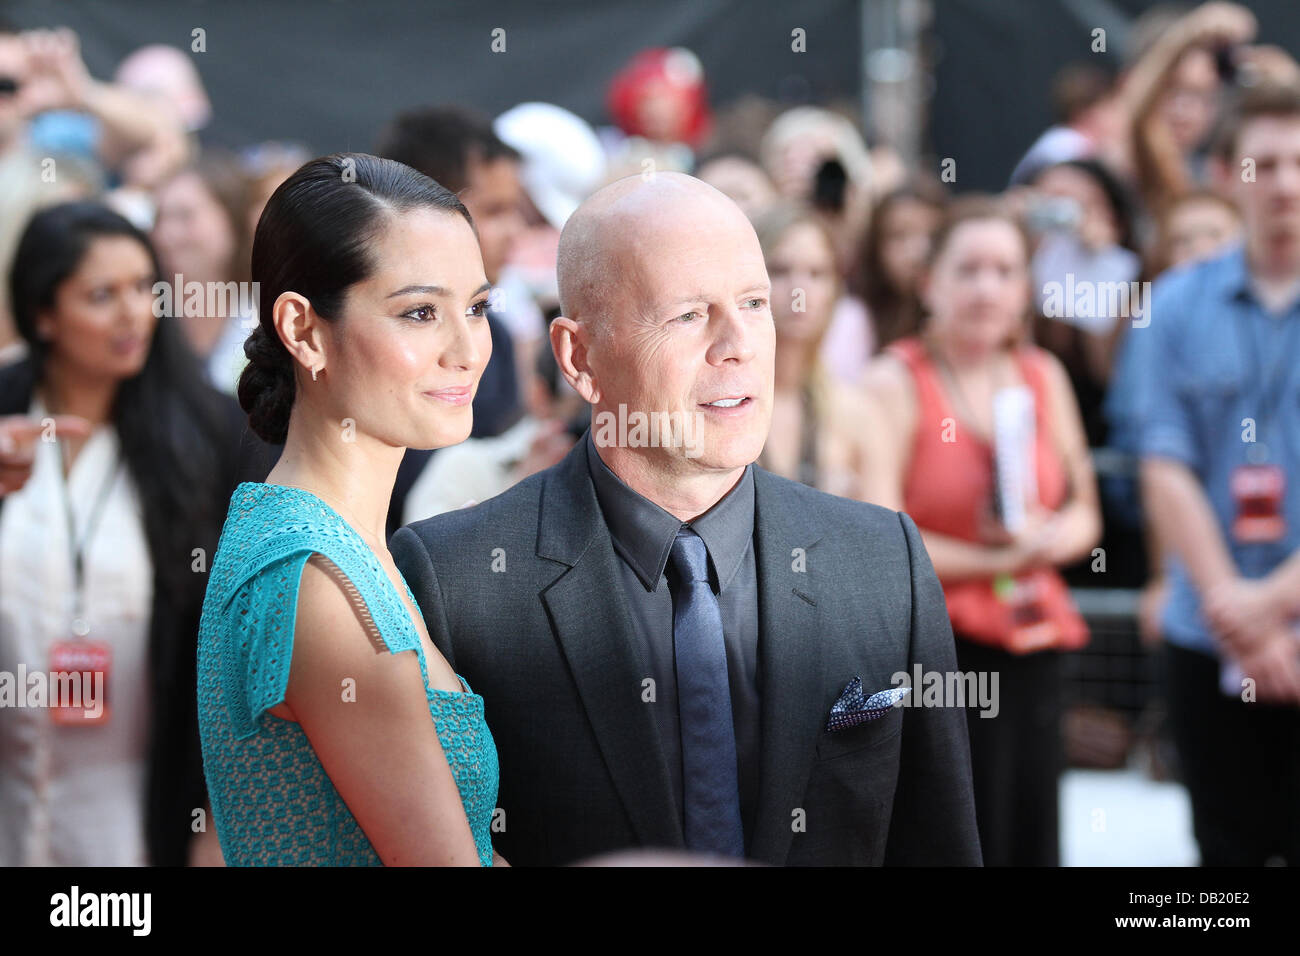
[201, 483, 420, 733]
[208, 483, 370, 604]
[222, 482, 352, 548]
[860, 339, 921, 407]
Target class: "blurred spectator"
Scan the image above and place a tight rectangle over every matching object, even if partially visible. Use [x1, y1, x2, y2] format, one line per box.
[602, 47, 711, 178]
[238, 141, 313, 251]
[0, 23, 185, 358]
[860, 196, 1101, 866]
[1148, 187, 1242, 277]
[114, 44, 211, 134]
[0, 201, 272, 866]
[494, 101, 606, 385]
[759, 106, 873, 276]
[150, 152, 254, 395]
[753, 203, 866, 499]
[699, 94, 781, 165]
[1122, 3, 1257, 218]
[110, 44, 207, 190]
[1009, 64, 1122, 187]
[1028, 159, 1141, 447]
[849, 181, 946, 355]
[695, 152, 777, 221]
[12, 28, 189, 190]
[1136, 82, 1300, 865]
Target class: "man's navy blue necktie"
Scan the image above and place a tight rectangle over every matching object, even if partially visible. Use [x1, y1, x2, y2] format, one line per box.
[667, 528, 744, 857]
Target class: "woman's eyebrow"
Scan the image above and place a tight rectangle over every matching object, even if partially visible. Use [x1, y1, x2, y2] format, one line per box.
[386, 282, 493, 299]
[387, 284, 450, 298]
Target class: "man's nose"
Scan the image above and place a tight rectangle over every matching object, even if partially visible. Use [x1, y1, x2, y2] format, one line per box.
[707, 303, 757, 365]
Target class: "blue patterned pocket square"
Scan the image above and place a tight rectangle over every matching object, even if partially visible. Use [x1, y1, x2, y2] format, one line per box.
[826, 676, 911, 731]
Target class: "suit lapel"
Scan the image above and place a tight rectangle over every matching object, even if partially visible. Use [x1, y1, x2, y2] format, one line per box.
[748, 469, 826, 865]
[537, 440, 684, 850]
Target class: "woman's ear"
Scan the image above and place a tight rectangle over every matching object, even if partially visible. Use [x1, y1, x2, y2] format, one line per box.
[550, 315, 600, 405]
[272, 291, 326, 381]
[35, 308, 55, 343]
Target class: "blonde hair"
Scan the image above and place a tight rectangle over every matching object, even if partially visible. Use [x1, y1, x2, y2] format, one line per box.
[751, 201, 841, 423]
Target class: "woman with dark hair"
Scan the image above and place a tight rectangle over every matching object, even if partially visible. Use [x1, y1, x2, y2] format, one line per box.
[196, 153, 503, 866]
[0, 201, 271, 865]
[860, 196, 1101, 866]
[849, 182, 946, 354]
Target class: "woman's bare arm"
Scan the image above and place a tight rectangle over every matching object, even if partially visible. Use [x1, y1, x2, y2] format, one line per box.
[281, 553, 483, 866]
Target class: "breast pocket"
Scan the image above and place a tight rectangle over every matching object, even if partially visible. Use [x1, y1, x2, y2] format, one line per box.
[815, 705, 904, 762]
[1185, 378, 1240, 431]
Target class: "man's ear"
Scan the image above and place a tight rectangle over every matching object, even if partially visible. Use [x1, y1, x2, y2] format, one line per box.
[272, 291, 326, 381]
[550, 315, 600, 405]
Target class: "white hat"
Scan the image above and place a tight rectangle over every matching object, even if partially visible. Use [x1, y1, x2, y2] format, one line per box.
[494, 102, 606, 229]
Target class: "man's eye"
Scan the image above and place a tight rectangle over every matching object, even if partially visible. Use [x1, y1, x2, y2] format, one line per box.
[677, 311, 701, 323]
[745, 298, 768, 310]
[403, 304, 436, 322]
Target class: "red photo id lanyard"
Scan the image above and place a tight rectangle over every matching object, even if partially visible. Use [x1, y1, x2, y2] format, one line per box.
[1230, 309, 1300, 543]
[48, 435, 121, 726]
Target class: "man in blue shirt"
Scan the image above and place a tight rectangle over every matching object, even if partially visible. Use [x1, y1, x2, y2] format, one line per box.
[1138, 82, 1300, 866]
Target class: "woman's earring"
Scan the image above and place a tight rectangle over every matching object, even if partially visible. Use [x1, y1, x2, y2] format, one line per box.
[311, 363, 323, 382]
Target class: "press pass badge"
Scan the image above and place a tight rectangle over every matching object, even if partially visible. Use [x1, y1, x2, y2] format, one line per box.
[47, 438, 120, 727]
[48, 637, 110, 726]
[1230, 463, 1285, 543]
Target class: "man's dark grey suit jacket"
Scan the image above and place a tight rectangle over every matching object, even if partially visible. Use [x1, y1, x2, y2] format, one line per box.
[390, 436, 982, 866]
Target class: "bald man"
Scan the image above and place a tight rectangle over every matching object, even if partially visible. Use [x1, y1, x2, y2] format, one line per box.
[393, 172, 981, 866]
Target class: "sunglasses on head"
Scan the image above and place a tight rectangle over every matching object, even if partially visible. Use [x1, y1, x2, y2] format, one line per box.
[0, 76, 20, 96]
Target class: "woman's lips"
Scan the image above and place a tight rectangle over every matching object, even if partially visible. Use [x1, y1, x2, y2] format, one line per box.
[423, 386, 473, 406]
[109, 336, 145, 356]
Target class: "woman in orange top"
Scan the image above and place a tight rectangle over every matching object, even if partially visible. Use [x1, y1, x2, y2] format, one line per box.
[860, 195, 1101, 866]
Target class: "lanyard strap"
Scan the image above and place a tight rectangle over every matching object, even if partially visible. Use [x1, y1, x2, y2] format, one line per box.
[55, 436, 121, 635]
[1234, 308, 1300, 461]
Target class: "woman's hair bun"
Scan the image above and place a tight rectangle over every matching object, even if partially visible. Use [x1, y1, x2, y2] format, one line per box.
[237, 324, 295, 445]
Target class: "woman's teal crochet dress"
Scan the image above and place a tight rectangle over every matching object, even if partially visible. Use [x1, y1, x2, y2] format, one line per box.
[197, 482, 498, 865]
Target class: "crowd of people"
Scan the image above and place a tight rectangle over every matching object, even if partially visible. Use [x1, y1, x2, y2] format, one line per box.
[0, 1, 1297, 868]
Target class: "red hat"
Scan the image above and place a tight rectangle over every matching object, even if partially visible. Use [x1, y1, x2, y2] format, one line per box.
[606, 47, 712, 148]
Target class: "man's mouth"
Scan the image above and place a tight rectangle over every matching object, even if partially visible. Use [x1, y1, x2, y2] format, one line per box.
[701, 396, 751, 409]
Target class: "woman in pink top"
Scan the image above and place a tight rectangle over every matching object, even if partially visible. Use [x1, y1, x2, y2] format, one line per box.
[860, 196, 1102, 866]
